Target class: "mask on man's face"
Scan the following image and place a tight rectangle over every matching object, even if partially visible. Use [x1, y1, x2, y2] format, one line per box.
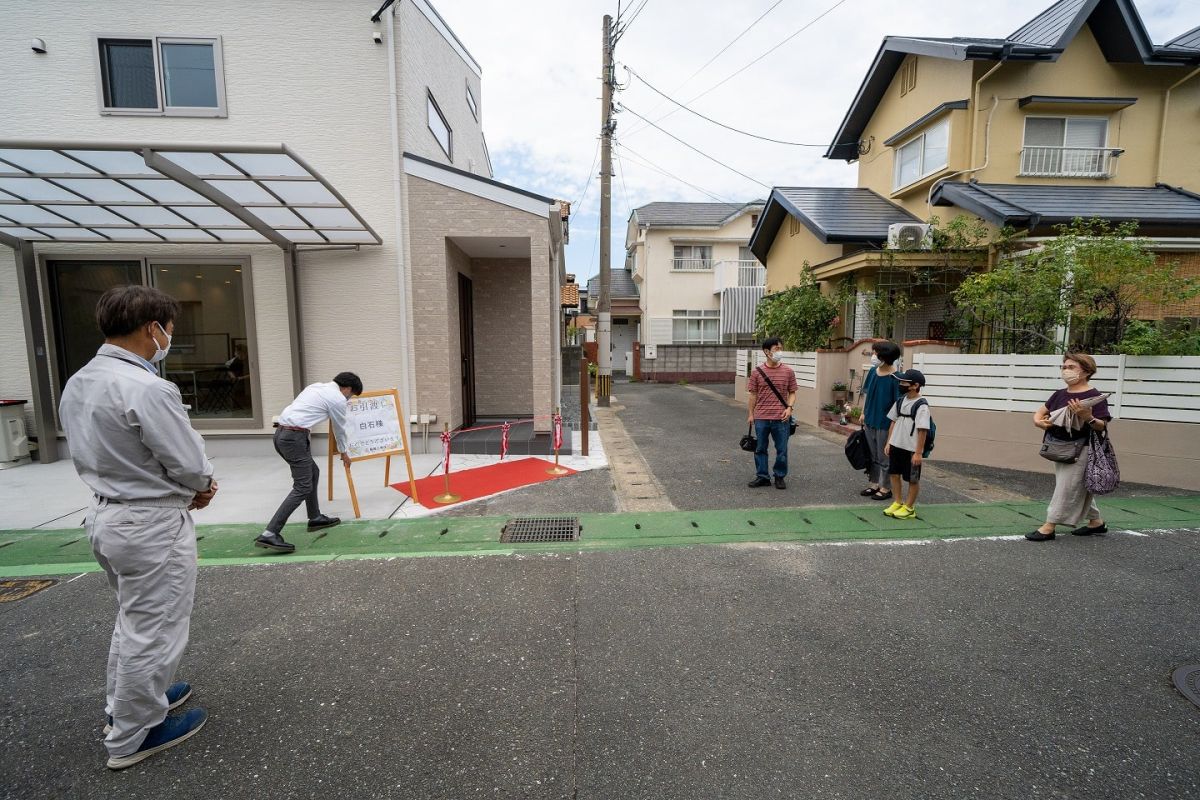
[766, 350, 781, 363]
[150, 322, 172, 364]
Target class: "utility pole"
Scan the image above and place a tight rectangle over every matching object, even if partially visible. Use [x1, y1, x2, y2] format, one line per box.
[596, 13, 614, 407]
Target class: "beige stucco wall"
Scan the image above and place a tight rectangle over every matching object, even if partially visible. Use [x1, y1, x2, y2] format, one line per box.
[762, 222, 843, 292]
[406, 176, 553, 432]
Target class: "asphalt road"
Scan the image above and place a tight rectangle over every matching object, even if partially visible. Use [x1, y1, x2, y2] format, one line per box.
[2, 529, 1198, 799]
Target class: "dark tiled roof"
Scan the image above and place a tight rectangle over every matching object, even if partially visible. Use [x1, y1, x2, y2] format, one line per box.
[931, 181, 1200, 233]
[748, 188, 921, 262]
[632, 201, 763, 227]
[586, 269, 639, 298]
[826, 0, 1195, 162]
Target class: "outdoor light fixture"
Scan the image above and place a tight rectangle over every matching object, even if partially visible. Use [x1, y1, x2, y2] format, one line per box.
[372, 30, 383, 44]
[31, 38, 47, 54]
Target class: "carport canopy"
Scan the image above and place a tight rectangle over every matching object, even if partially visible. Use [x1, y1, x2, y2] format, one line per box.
[0, 140, 381, 250]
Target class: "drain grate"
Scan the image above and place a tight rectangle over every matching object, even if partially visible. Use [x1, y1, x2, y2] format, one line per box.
[0, 579, 58, 603]
[500, 517, 581, 543]
[1173, 664, 1200, 709]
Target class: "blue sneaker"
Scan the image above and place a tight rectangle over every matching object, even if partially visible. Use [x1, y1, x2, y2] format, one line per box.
[106, 707, 207, 770]
[104, 681, 192, 733]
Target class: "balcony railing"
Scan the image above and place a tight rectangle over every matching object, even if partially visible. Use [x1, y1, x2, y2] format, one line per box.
[1019, 146, 1122, 178]
[672, 258, 714, 271]
[713, 260, 766, 292]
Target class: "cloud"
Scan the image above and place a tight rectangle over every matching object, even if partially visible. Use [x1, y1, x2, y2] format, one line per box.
[431, 0, 1199, 282]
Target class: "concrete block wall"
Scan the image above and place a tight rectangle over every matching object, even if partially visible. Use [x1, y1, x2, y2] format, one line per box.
[638, 344, 741, 383]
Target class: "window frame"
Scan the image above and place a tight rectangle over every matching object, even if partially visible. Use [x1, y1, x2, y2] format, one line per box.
[465, 80, 479, 121]
[1020, 115, 1109, 149]
[671, 309, 721, 344]
[671, 244, 714, 271]
[40, 253, 263, 432]
[93, 34, 228, 118]
[427, 90, 453, 159]
[892, 117, 949, 190]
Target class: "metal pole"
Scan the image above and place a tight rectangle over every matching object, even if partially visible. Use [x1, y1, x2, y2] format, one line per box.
[14, 241, 58, 463]
[596, 13, 614, 407]
[580, 353, 589, 457]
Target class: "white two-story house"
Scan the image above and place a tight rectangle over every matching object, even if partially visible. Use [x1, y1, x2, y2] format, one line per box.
[0, 0, 570, 460]
[625, 201, 766, 349]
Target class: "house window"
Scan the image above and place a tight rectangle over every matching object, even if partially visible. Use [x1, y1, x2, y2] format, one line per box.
[672, 310, 720, 344]
[97, 36, 226, 116]
[427, 92, 452, 158]
[673, 245, 713, 270]
[899, 57, 918, 96]
[893, 117, 949, 189]
[1021, 116, 1110, 177]
[46, 257, 258, 426]
[788, 216, 803, 237]
[466, 82, 478, 120]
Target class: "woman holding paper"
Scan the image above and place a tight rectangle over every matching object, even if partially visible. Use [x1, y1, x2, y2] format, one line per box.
[1026, 353, 1112, 542]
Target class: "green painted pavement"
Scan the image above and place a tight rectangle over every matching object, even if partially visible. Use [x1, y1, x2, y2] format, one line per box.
[1, 497, 1198, 577]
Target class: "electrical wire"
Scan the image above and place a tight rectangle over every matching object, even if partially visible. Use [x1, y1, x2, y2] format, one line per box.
[572, 137, 603, 216]
[617, 142, 734, 204]
[627, 67, 852, 147]
[614, 0, 650, 42]
[618, 103, 771, 189]
[627, 0, 850, 137]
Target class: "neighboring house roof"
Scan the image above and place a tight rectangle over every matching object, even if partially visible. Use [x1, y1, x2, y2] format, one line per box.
[586, 269, 639, 299]
[826, 0, 1200, 161]
[561, 283, 579, 308]
[631, 201, 764, 228]
[748, 188, 922, 262]
[930, 181, 1200, 232]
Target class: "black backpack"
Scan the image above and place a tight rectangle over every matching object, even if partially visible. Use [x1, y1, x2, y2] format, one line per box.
[893, 397, 936, 457]
[844, 428, 871, 471]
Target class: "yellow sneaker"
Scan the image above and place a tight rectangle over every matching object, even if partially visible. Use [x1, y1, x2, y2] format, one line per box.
[893, 504, 918, 520]
[883, 501, 903, 517]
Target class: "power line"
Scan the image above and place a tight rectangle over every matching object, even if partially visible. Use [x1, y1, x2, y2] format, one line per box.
[618, 103, 771, 189]
[627, 67, 848, 147]
[628, 0, 850, 137]
[622, 0, 787, 137]
[616, 143, 734, 204]
[572, 137, 603, 214]
[613, 0, 650, 42]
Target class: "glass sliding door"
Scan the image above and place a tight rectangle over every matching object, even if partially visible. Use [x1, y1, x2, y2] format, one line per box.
[47, 259, 143, 396]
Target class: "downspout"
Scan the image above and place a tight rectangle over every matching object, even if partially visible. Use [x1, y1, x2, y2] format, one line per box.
[925, 61, 1003, 211]
[386, 1, 417, 421]
[1154, 66, 1200, 184]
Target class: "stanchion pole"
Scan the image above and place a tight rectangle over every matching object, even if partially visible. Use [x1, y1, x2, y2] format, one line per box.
[547, 406, 570, 475]
[580, 356, 589, 457]
[433, 422, 460, 504]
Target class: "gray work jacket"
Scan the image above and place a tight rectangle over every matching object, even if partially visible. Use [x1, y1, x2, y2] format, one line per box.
[59, 344, 213, 505]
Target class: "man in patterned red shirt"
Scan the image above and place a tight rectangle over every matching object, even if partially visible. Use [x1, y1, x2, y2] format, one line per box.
[746, 337, 797, 489]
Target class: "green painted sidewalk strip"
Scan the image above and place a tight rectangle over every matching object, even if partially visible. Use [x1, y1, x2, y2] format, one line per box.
[1, 498, 1197, 577]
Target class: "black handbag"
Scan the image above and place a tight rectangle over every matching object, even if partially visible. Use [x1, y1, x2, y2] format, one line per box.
[845, 428, 871, 471]
[739, 424, 757, 452]
[755, 367, 798, 435]
[1039, 431, 1087, 463]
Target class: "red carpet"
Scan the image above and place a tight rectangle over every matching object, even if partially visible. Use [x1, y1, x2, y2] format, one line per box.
[392, 457, 576, 507]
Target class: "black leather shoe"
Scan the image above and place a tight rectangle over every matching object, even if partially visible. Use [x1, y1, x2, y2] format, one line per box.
[1025, 530, 1056, 541]
[774, 477, 786, 490]
[1070, 523, 1107, 536]
[747, 477, 771, 488]
[254, 532, 295, 553]
[307, 514, 341, 531]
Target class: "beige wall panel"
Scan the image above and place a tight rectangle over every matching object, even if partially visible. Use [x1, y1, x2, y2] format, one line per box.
[763, 224, 842, 291]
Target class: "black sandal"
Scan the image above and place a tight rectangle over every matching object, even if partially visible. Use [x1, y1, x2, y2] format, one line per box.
[871, 490, 893, 501]
[860, 487, 878, 497]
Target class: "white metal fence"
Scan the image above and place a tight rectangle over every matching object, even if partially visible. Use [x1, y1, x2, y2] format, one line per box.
[1018, 146, 1119, 178]
[912, 353, 1200, 423]
[739, 349, 817, 388]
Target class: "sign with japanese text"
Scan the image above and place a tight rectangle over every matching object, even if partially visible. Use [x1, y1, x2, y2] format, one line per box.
[342, 390, 404, 459]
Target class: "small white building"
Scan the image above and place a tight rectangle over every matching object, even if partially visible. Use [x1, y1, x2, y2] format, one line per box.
[625, 201, 766, 348]
[0, 0, 569, 462]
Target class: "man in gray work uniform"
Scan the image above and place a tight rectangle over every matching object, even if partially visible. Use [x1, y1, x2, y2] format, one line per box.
[60, 285, 216, 770]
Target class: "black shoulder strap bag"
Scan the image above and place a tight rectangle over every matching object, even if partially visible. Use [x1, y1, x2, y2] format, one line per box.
[755, 366, 798, 435]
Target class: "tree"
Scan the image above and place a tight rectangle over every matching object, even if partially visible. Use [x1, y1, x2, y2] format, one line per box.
[952, 218, 1199, 354]
[754, 268, 847, 351]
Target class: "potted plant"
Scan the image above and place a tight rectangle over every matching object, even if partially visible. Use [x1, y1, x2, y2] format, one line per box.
[819, 402, 840, 422]
[848, 406, 863, 426]
[831, 381, 849, 405]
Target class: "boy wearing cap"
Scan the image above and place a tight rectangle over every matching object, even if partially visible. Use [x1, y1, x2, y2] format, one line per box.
[883, 369, 931, 520]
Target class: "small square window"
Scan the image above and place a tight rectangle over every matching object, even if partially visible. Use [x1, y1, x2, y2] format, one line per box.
[427, 92, 453, 159]
[97, 36, 226, 117]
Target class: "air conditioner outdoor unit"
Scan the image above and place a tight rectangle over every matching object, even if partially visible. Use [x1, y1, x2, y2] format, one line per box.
[887, 222, 933, 250]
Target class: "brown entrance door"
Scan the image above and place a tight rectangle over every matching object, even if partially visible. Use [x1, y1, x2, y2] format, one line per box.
[458, 273, 476, 428]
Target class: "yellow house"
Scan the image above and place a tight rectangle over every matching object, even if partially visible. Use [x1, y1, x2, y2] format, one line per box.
[750, 0, 1200, 345]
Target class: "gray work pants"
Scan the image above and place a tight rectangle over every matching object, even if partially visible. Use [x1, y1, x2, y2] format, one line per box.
[863, 424, 891, 485]
[88, 498, 196, 758]
[266, 428, 321, 534]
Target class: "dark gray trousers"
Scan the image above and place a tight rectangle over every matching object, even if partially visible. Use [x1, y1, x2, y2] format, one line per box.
[267, 428, 321, 534]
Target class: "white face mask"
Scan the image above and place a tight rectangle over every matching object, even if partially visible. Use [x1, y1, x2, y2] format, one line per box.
[765, 350, 781, 364]
[1061, 368, 1082, 385]
[150, 322, 172, 363]
[870, 354, 880, 367]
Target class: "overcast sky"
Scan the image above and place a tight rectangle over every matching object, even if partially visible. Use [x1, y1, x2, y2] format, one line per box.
[431, 0, 1198, 285]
